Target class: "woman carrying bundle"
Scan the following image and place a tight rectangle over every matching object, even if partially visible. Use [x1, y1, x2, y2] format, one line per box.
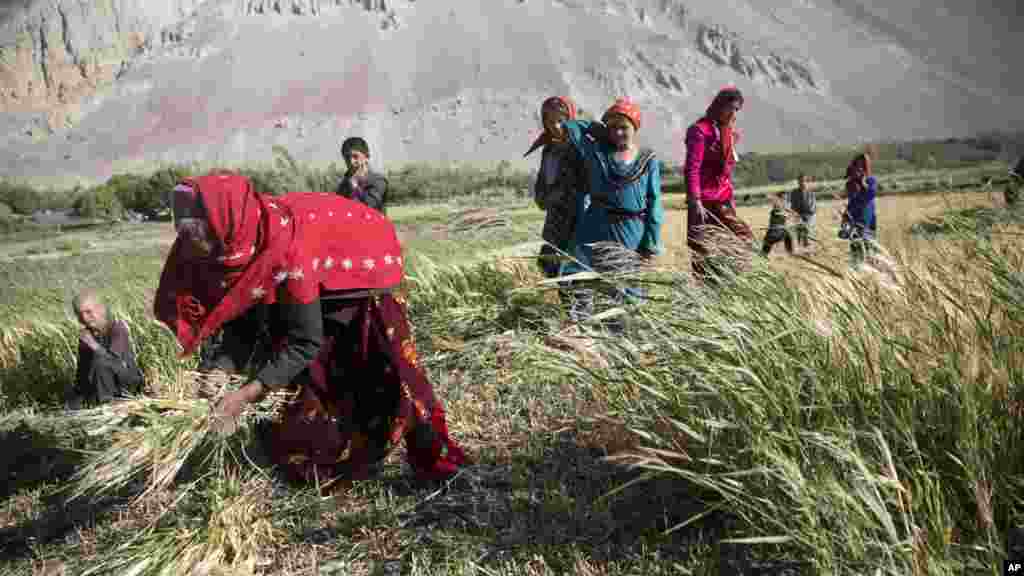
[841, 153, 878, 267]
[154, 172, 466, 492]
[683, 86, 754, 283]
[557, 98, 664, 327]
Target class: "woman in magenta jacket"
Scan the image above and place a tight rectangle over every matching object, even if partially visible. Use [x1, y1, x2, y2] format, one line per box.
[683, 86, 754, 283]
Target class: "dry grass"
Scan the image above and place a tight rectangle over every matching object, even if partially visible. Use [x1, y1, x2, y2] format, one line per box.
[542, 204, 1024, 573]
[2, 182, 1021, 575]
[64, 371, 296, 505]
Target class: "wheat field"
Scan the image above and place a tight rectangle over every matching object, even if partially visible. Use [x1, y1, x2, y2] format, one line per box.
[1, 173, 1022, 575]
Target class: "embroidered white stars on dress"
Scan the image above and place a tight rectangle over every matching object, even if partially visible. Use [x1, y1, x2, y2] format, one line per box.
[273, 270, 288, 284]
[218, 247, 251, 263]
[251, 286, 267, 299]
[324, 257, 335, 270]
[268, 202, 278, 209]
[362, 258, 375, 270]
[309, 212, 316, 221]
[396, 256, 403, 266]
[288, 268, 304, 280]
[347, 212, 352, 217]
[312, 258, 320, 271]
[328, 211, 334, 217]
[383, 254, 393, 265]
[342, 259, 353, 270]
[280, 217, 290, 227]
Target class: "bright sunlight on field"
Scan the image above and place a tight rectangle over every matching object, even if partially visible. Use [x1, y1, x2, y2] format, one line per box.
[1, 163, 1022, 575]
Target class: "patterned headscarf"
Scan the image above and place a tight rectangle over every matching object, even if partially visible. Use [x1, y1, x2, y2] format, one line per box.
[523, 96, 577, 157]
[602, 98, 641, 130]
[846, 152, 872, 180]
[705, 86, 744, 170]
[171, 182, 201, 224]
[154, 173, 404, 357]
[845, 153, 872, 196]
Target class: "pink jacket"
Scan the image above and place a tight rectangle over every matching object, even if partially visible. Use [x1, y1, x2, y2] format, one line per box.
[683, 118, 739, 204]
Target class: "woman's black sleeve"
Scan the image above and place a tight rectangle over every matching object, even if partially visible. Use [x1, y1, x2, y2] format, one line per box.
[255, 298, 324, 390]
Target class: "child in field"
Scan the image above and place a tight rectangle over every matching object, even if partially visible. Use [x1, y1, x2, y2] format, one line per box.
[558, 98, 664, 329]
[336, 137, 389, 214]
[524, 96, 587, 279]
[1006, 156, 1023, 206]
[788, 174, 816, 250]
[761, 191, 794, 256]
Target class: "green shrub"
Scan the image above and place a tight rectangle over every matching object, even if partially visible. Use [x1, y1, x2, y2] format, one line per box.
[73, 185, 124, 220]
[101, 166, 191, 217]
[0, 181, 43, 215]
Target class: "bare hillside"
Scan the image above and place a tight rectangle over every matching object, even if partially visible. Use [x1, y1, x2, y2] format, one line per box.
[0, 0, 1020, 187]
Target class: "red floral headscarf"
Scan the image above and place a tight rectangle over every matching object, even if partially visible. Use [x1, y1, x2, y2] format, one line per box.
[154, 172, 404, 357]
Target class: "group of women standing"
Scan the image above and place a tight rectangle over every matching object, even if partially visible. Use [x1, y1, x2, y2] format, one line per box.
[151, 86, 881, 495]
[526, 96, 665, 325]
[527, 85, 754, 296]
[529, 85, 882, 290]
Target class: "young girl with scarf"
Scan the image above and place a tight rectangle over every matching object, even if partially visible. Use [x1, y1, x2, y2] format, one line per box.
[556, 98, 664, 326]
[524, 96, 588, 280]
[683, 86, 754, 283]
[155, 173, 465, 492]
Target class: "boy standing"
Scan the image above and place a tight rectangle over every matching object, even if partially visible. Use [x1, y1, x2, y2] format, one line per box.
[788, 174, 816, 249]
[762, 191, 794, 256]
[336, 137, 389, 214]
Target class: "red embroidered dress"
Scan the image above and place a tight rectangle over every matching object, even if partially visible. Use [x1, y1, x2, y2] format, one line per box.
[155, 173, 465, 489]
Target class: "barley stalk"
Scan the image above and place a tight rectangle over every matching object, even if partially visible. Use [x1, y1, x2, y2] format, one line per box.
[64, 371, 296, 504]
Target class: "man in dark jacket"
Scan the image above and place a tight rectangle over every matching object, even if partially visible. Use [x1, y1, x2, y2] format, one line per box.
[69, 290, 144, 408]
[336, 137, 388, 214]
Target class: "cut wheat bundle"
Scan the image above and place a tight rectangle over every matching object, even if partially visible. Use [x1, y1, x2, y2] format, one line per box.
[64, 370, 297, 504]
[79, 471, 293, 576]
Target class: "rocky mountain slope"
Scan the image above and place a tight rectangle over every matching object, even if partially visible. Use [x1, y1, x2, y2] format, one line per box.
[1, 0, 1021, 186]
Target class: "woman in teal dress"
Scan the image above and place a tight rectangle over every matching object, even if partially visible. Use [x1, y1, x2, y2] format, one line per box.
[558, 98, 664, 326]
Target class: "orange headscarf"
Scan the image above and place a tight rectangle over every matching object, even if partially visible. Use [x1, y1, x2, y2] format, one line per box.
[602, 98, 641, 130]
[523, 96, 577, 157]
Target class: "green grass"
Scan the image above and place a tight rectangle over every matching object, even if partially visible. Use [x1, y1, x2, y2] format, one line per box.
[2, 132, 1020, 224]
[1, 174, 1022, 574]
[538, 224, 1024, 574]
